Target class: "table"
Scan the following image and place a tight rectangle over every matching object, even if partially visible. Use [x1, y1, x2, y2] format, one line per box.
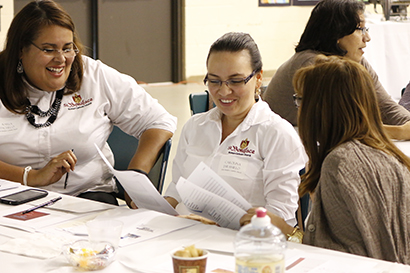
[0, 182, 409, 273]
[363, 14, 410, 100]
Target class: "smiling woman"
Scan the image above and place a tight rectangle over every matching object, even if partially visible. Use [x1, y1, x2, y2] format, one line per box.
[164, 32, 307, 234]
[0, 0, 176, 206]
[262, 0, 410, 140]
[21, 25, 76, 92]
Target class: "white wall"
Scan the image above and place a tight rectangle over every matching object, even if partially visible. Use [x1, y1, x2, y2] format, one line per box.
[184, 0, 313, 80]
[0, 0, 13, 50]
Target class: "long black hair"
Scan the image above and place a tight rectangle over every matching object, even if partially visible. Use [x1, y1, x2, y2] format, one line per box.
[295, 0, 365, 56]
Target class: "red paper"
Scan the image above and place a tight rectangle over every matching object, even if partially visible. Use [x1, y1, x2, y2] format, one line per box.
[4, 211, 49, 221]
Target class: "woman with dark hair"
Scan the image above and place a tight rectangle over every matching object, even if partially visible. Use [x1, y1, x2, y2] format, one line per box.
[165, 32, 306, 231]
[0, 0, 176, 206]
[294, 55, 410, 264]
[263, 0, 410, 140]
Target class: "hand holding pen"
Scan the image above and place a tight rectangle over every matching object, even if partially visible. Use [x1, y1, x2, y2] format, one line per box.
[23, 150, 77, 187]
[21, 196, 62, 214]
[64, 149, 75, 189]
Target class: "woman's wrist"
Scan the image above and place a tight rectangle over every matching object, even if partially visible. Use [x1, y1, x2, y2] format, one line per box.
[22, 166, 32, 186]
[287, 226, 304, 243]
[131, 168, 149, 177]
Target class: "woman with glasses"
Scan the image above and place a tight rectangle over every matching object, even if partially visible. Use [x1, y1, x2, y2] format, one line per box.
[165, 32, 306, 233]
[0, 0, 176, 206]
[262, 0, 410, 140]
[294, 55, 410, 264]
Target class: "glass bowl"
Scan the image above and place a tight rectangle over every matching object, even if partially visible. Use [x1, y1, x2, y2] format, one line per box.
[63, 240, 116, 271]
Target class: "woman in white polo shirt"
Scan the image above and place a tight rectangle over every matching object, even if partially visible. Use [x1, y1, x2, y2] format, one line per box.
[165, 32, 307, 229]
[0, 0, 176, 205]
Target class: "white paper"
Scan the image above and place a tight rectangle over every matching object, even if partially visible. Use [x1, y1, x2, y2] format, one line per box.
[0, 202, 86, 233]
[0, 179, 19, 192]
[176, 177, 247, 230]
[187, 162, 252, 211]
[94, 143, 178, 216]
[62, 208, 198, 247]
[42, 195, 115, 213]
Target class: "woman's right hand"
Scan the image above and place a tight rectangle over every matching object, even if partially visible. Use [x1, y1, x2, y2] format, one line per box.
[27, 150, 77, 186]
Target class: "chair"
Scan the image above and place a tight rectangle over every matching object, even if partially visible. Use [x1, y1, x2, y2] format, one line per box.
[189, 91, 211, 115]
[107, 126, 172, 199]
[297, 168, 311, 230]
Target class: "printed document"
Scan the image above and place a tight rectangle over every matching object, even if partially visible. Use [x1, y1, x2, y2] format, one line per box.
[176, 162, 252, 229]
[95, 144, 178, 216]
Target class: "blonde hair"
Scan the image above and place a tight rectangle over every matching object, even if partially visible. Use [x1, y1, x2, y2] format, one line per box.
[294, 55, 410, 196]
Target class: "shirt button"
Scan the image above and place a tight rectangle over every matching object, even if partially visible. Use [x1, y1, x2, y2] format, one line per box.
[308, 224, 315, 232]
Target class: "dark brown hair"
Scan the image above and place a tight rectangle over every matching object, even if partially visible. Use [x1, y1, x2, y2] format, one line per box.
[206, 32, 262, 73]
[0, 0, 84, 114]
[296, 0, 365, 56]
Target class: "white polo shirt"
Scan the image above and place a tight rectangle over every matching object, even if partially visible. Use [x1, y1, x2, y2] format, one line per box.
[0, 56, 177, 196]
[165, 99, 307, 225]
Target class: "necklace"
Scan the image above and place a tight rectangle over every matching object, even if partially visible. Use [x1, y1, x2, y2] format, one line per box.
[25, 88, 64, 128]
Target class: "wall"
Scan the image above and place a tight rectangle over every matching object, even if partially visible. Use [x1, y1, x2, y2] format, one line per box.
[184, 0, 313, 81]
[0, 0, 13, 50]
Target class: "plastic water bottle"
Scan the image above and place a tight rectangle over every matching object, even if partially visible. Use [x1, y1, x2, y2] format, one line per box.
[234, 207, 287, 273]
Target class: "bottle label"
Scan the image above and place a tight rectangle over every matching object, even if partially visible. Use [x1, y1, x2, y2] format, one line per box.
[235, 258, 285, 273]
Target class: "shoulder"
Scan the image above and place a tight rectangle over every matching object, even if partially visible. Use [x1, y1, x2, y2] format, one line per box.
[254, 101, 296, 131]
[324, 141, 370, 167]
[184, 109, 219, 129]
[322, 140, 402, 180]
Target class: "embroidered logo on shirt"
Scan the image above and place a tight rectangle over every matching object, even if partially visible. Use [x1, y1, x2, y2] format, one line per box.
[64, 94, 93, 110]
[73, 94, 82, 103]
[228, 138, 255, 157]
[240, 138, 249, 149]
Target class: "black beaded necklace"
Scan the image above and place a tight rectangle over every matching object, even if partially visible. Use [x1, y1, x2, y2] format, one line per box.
[25, 88, 64, 128]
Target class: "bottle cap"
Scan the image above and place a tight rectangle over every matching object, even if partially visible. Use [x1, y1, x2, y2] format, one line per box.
[251, 207, 270, 228]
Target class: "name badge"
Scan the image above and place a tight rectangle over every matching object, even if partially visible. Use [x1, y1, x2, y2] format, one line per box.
[0, 118, 19, 135]
[218, 155, 248, 179]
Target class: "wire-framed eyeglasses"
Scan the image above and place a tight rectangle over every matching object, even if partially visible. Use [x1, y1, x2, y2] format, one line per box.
[203, 70, 257, 90]
[30, 42, 79, 58]
[293, 94, 302, 108]
[355, 26, 369, 36]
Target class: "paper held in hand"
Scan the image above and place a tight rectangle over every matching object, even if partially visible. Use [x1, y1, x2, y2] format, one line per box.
[176, 162, 252, 230]
[94, 143, 178, 216]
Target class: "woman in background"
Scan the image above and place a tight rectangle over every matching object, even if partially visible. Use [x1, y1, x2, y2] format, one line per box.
[0, 0, 176, 206]
[263, 0, 410, 140]
[165, 32, 306, 230]
[294, 55, 410, 264]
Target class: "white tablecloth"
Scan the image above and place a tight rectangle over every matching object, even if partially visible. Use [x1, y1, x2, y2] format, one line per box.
[364, 15, 410, 100]
[1, 181, 410, 272]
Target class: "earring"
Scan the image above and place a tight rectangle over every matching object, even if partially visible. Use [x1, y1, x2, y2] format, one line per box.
[255, 88, 261, 100]
[17, 60, 24, 74]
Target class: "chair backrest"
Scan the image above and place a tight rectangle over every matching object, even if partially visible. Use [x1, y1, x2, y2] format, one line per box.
[297, 168, 311, 230]
[107, 126, 172, 198]
[189, 91, 209, 115]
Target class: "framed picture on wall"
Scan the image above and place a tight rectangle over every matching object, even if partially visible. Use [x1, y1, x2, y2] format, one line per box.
[293, 0, 319, 5]
[259, 0, 290, 6]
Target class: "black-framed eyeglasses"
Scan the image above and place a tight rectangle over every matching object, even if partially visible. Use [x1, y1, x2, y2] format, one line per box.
[203, 70, 257, 90]
[293, 94, 302, 108]
[355, 26, 369, 36]
[30, 41, 79, 58]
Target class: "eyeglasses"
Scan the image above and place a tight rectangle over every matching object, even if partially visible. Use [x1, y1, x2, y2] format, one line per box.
[30, 42, 79, 58]
[204, 70, 257, 90]
[355, 26, 369, 36]
[293, 94, 302, 108]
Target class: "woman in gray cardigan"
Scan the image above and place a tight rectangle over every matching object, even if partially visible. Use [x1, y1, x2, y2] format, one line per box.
[294, 55, 410, 265]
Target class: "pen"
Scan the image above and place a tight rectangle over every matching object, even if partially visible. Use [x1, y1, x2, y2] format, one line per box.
[21, 196, 62, 214]
[64, 149, 74, 189]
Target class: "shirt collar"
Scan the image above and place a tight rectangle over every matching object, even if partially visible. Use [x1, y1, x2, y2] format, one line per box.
[199, 97, 271, 129]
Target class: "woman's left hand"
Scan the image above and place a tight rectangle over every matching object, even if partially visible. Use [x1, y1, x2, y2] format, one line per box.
[177, 214, 218, 225]
[240, 207, 295, 236]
